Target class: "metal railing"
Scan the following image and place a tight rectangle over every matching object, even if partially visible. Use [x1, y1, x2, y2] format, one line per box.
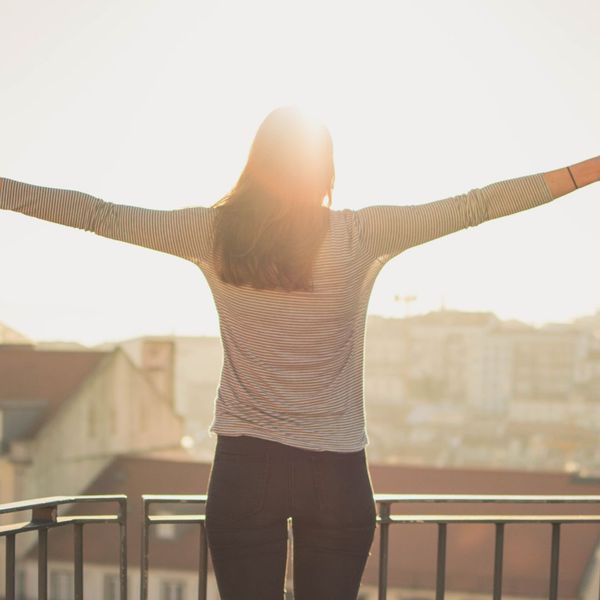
[141, 493, 600, 600]
[374, 493, 600, 600]
[0, 495, 127, 600]
[2, 493, 600, 599]
[141, 495, 208, 600]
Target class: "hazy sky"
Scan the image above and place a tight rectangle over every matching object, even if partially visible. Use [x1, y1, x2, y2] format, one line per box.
[1, 0, 599, 346]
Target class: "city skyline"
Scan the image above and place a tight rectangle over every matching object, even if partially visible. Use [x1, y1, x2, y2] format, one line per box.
[3, 303, 600, 348]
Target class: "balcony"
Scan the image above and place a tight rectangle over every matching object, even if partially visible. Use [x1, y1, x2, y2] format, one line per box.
[1, 493, 600, 600]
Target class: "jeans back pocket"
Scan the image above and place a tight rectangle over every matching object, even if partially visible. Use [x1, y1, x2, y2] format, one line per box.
[313, 451, 376, 528]
[206, 451, 271, 526]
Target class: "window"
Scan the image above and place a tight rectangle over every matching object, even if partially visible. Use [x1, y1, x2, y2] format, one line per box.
[50, 569, 73, 600]
[103, 573, 119, 600]
[109, 400, 117, 434]
[103, 571, 132, 598]
[16, 568, 26, 600]
[88, 402, 97, 437]
[159, 579, 186, 600]
[155, 510, 177, 540]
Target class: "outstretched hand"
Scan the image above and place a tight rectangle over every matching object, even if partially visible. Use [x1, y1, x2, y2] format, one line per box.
[543, 155, 600, 199]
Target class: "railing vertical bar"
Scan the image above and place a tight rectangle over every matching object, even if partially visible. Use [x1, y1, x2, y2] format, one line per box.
[549, 523, 561, 600]
[141, 499, 150, 600]
[378, 503, 390, 600]
[198, 521, 208, 600]
[435, 523, 446, 600]
[38, 528, 48, 600]
[5, 533, 16, 600]
[119, 498, 128, 600]
[493, 522, 504, 600]
[74, 523, 84, 600]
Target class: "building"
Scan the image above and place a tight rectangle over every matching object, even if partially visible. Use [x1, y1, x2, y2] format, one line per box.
[363, 311, 600, 473]
[0, 322, 31, 345]
[0, 342, 188, 593]
[102, 336, 223, 462]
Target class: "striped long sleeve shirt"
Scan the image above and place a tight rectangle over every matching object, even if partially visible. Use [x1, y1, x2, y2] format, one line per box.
[0, 173, 554, 451]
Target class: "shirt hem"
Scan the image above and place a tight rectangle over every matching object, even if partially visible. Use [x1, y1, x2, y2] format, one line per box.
[208, 424, 368, 453]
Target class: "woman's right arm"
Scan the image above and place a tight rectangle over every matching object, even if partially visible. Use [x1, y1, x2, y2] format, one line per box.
[0, 177, 215, 263]
[354, 156, 600, 263]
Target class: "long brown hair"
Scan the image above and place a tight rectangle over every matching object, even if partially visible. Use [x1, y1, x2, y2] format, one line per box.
[212, 106, 335, 292]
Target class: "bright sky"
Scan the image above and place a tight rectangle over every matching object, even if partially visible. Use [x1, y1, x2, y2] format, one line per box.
[1, 0, 599, 346]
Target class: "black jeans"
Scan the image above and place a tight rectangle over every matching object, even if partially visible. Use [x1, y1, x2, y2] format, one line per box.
[205, 434, 377, 600]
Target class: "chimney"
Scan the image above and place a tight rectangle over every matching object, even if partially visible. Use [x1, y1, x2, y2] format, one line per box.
[140, 340, 175, 409]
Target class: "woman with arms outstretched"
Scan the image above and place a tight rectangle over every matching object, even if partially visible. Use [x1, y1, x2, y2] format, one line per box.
[1, 107, 598, 599]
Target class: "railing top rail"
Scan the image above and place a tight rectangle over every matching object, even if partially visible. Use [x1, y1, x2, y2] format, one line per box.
[373, 493, 600, 503]
[0, 515, 121, 537]
[0, 494, 127, 515]
[140, 512, 600, 524]
[386, 514, 600, 524]
[139, 493, 600, 506]
[142, 494, 207, 504]
[147, 515, 205, 524]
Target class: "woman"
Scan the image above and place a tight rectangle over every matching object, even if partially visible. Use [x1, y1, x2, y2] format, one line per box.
[1, 106, 598, 599]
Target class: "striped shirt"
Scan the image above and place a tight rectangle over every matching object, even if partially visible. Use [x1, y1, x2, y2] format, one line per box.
[0, 173, 554, 451]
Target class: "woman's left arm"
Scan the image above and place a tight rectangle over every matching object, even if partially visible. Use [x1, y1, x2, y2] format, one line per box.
[0, 177, 214, 262]
[354, 155, 600, 263]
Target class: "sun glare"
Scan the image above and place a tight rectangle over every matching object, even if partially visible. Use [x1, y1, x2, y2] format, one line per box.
[1, 1, 599, 344]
